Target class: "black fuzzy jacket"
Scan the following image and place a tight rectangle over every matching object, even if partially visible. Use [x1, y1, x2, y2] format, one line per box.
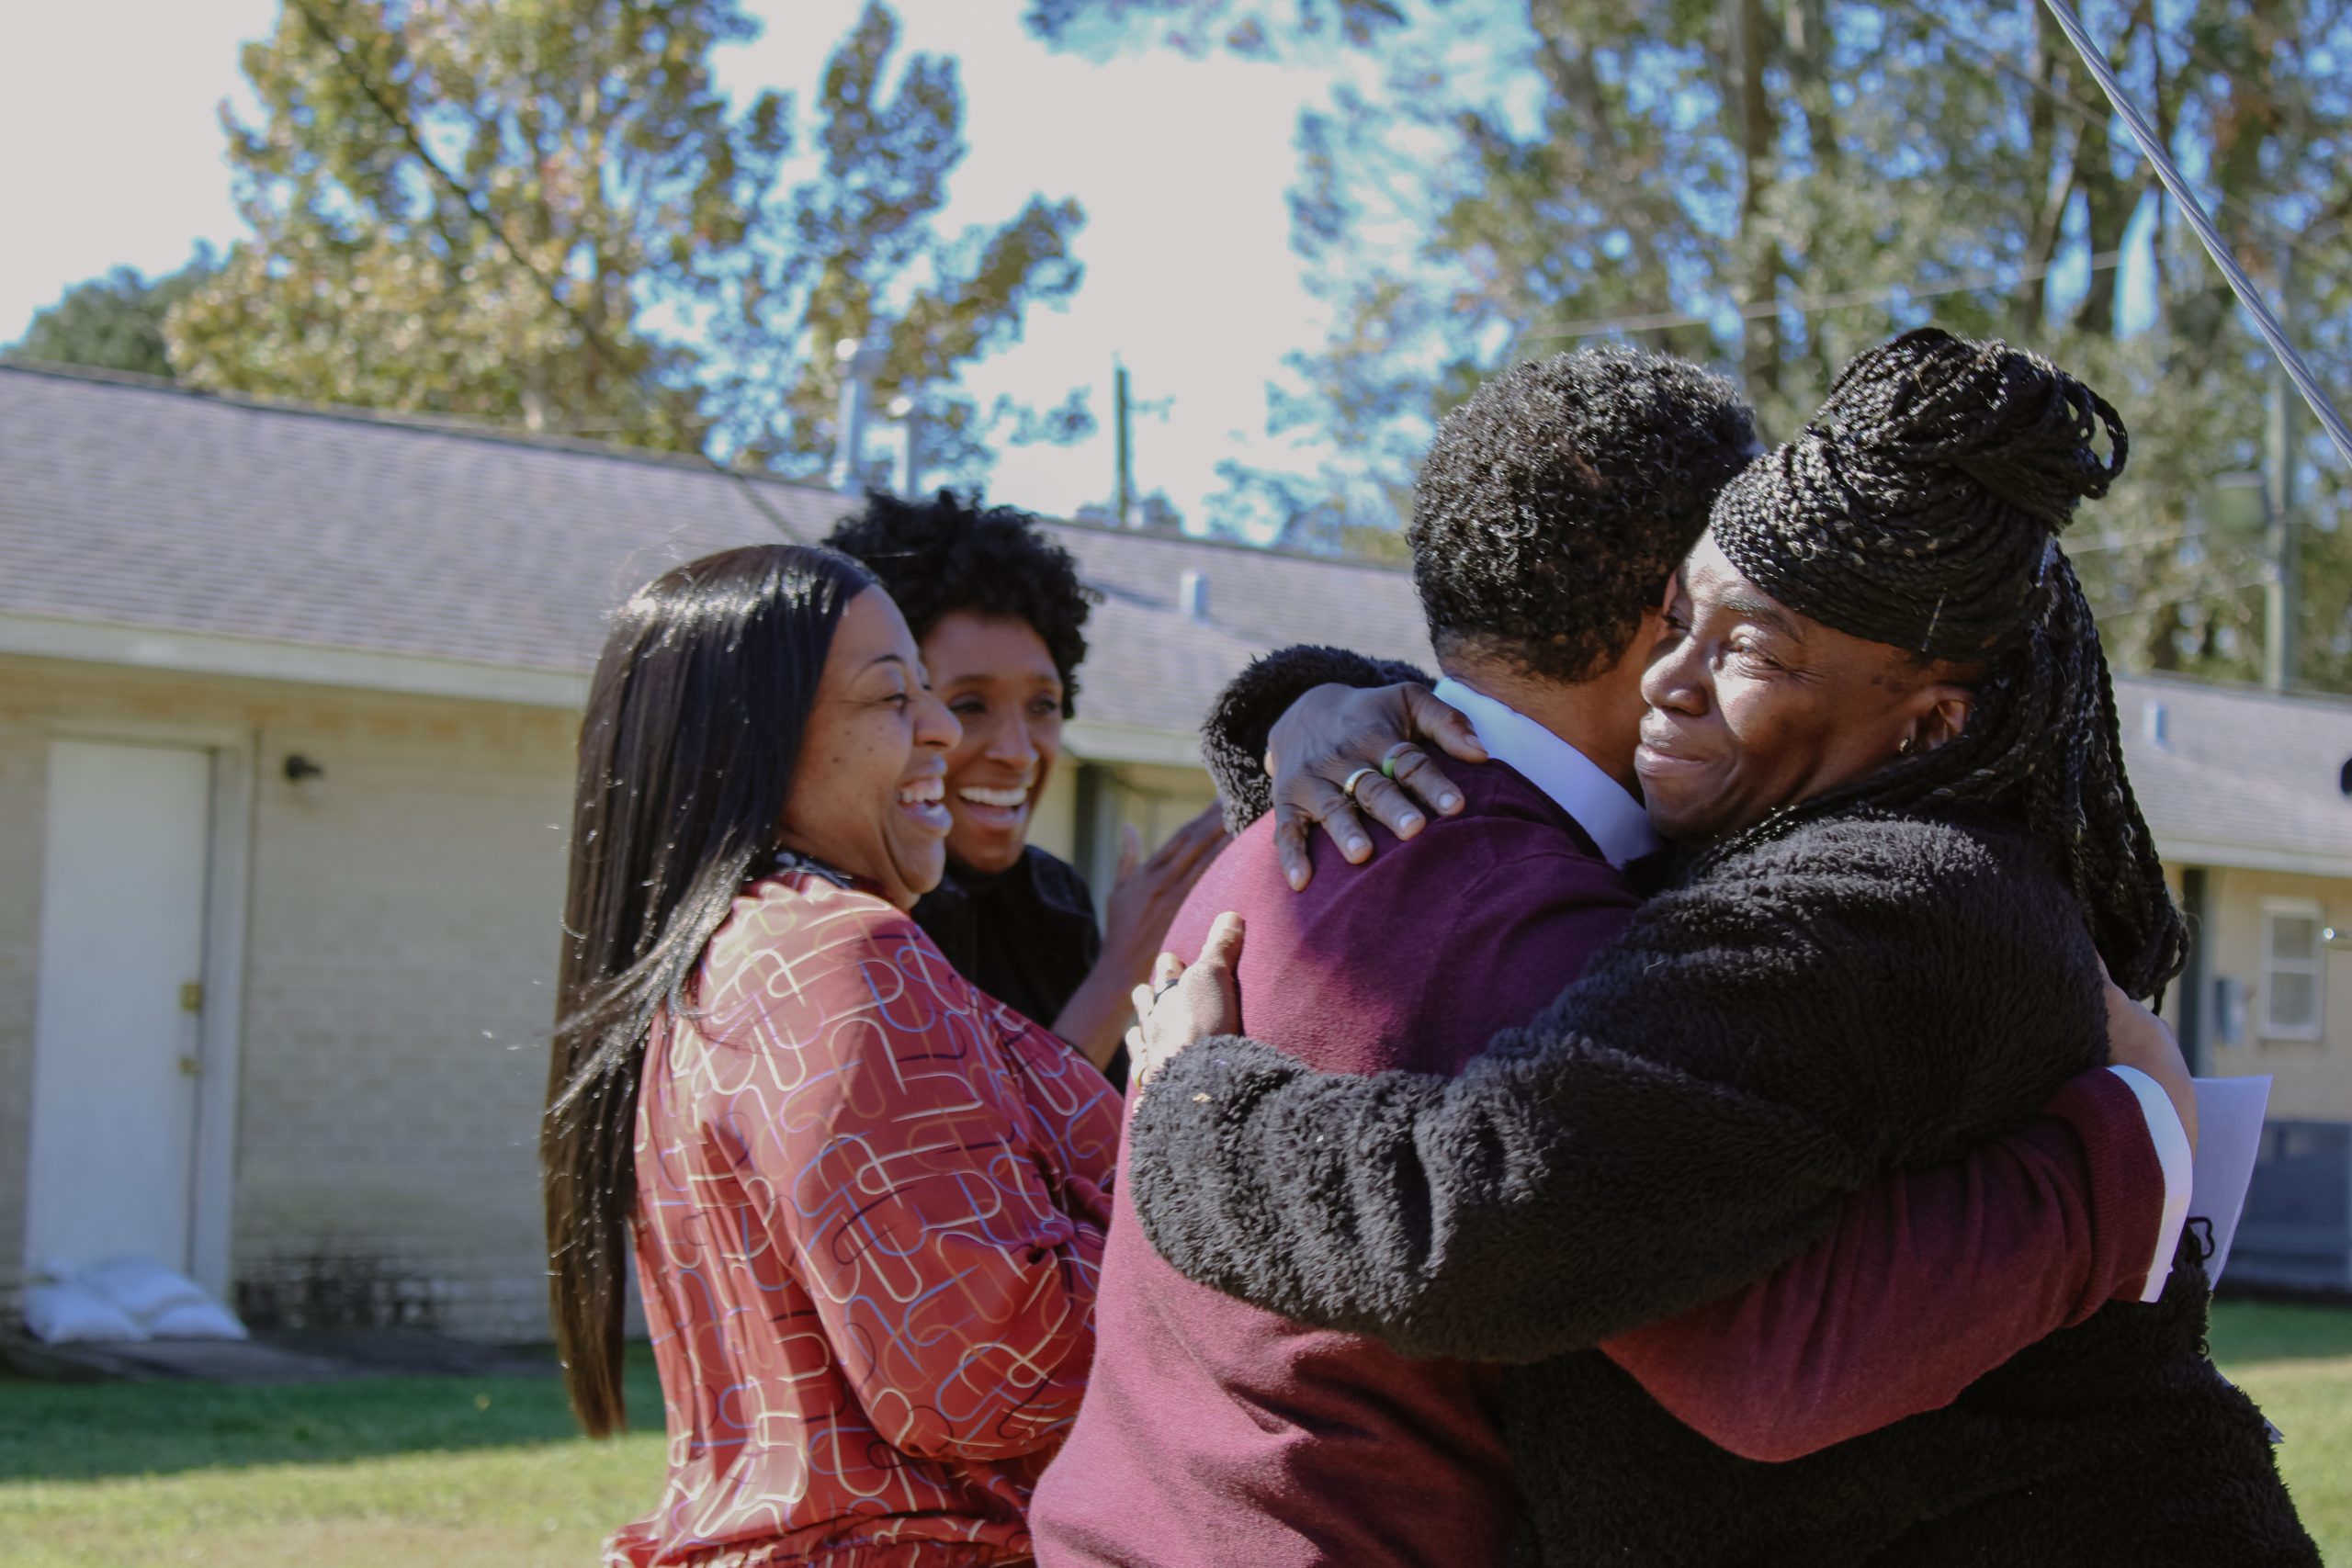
[1129, 647, 2315, 1566]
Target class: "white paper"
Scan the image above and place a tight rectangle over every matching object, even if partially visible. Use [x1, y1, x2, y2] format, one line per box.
[2189, 1076, 2271, 1286]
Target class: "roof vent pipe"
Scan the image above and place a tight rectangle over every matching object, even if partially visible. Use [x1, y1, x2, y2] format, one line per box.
[889, 394, 923, 497]
[2143, 700, 2169, 749]
[1179, 569, 1209, 624]
[831, 336, 887, 494]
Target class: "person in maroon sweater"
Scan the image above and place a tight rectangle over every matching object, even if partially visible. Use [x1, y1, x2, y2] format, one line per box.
[1029, 349, 2192, 1568]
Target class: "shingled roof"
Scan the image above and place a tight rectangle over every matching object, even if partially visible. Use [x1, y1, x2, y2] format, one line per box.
[2115, 673, 2352, 876]
[0, 361, 1430, 761]
[6, 359, 2349, 870]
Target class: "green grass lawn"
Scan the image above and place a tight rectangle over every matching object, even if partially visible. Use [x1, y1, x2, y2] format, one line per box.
[1, 1304, 2346, 1566]
[2220, 1302, 2352, 1562]
[0, 1345, 668, 1567]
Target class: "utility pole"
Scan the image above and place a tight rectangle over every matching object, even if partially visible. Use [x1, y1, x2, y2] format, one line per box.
[1113, 358, 1135, 527]
[890, 394, 923, 497]
[2263, 253, 2300, 692]
[831, 336, 887, 495]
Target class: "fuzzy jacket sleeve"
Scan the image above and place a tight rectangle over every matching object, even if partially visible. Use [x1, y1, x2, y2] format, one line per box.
[1202, 644, 1435, 833]
[1125, 813, 2110, 1363]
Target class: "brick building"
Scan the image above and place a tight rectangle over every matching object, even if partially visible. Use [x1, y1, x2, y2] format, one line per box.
[3, 359, 2346, 1339]
[0, 362, 1427, 1337]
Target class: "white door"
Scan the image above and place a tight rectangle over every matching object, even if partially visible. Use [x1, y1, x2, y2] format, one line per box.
[24, 740, 214, 1274]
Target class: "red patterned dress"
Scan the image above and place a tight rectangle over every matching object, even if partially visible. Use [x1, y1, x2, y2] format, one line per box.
[610, 868, 1121, 1568]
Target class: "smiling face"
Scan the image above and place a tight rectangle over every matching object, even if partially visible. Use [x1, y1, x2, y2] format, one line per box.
[1634, 534, 1980, 844]
[776, 587, 962, 908]
[922, 610, 1066, 877]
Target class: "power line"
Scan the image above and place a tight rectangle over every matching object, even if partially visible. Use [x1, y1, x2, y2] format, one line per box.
[1522, 0, 2352, 353]
[282, 0, 809, 542]
[2040, 0, 2352, 468]
[1881, 0, 2352, 296]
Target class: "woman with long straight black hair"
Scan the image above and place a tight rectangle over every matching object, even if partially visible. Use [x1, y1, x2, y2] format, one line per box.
[543, 544, 1118, 1568]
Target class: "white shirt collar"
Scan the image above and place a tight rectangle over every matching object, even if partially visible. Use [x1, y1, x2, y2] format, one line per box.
[1431, 676, 1662, 868]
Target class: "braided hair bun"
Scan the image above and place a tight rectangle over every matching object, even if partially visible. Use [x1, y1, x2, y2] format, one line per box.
[1711, 328, 2126, 660]
[1708, 328, 2186, 999]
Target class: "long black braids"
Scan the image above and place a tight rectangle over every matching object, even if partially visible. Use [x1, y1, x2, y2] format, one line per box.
[1705, 328, 2187, 1000]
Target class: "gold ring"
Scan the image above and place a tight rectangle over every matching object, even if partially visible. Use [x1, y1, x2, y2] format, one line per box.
[1379, 742, 1415, 779]
[1340, 766, 1378, 801]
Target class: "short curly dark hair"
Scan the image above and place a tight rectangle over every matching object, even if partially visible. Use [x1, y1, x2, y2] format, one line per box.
[1411, 347, 1760, 682]
[823, 491, 1098, 716]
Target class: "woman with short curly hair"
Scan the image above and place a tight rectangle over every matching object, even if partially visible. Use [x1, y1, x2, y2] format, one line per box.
[828, 491, 1223, 1078]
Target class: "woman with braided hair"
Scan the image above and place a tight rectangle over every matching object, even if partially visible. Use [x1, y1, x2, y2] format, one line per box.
[1114, 329, 2315, 1563]
[1685, 327, 2183, 994]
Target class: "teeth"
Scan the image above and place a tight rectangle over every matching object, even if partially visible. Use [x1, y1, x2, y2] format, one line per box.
[898, 778, 944, 805]
[958, 786, 1030, 809]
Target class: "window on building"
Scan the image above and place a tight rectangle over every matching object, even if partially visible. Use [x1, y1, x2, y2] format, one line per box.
[2260, 899, 2326, 1043]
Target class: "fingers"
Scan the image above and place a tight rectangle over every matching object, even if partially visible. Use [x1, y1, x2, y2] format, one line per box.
[1399, 683, 1487, 765]
[1159, 838, 1221, 909]
[1115, 821, 1144, 884]
[1126, 922, 1244, 1091]
[1178, 806, 1230, 860]
[1279, 773, 1373, 867]
[1272, 805, 1316, 893]
[1148, 807, 1227, 876]
[1384, 742, 1464, 818]
[1112, 814, 1227, 959]
[1171, 916, 1244, 1043]
[1319, 797, 1374, 866]
[1173, 814, 1228, 878]
[1340, 769, 1427, 840]
[1191, 922, 1243, 1038]
[1197, 910, 1246, 971]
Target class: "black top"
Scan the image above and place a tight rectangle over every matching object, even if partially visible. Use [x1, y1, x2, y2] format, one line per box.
[1125, 644, 2314, 1567]
[912, 845, 1121, 1085]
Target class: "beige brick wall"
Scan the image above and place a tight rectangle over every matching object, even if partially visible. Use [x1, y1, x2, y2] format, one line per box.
[0, 655, 573, 1339]
[1, 654, 1227, 1342]
[2195, 866, 2352, 1122]
[0, 670, 45, 1312]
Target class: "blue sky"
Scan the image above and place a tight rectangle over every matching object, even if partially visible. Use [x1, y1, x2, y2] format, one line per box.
[0, 0, 1354, 536]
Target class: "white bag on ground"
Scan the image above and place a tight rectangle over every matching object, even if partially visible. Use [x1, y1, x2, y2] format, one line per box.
[29, 1255, 252, 1342]
[142, 1298, 249, 1340]
[22, 1280, 147, 1344]
[82, 1256, 213, 1325]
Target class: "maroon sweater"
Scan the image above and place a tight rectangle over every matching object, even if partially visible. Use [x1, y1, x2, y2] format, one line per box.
[1030, 761, 2161, 1568]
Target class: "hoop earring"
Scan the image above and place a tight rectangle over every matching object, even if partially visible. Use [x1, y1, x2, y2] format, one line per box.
[1895, 735, 1917, 758]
